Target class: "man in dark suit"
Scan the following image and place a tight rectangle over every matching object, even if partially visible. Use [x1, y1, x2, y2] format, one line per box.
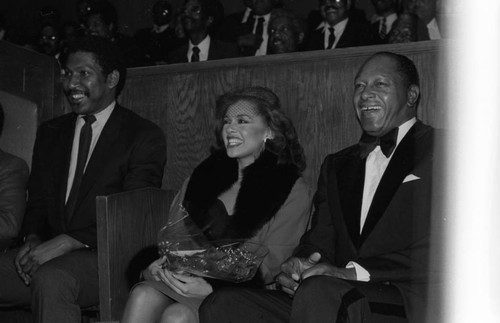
[199, 52, 444, 323]
[306, 0, 372, 51]
[0, 36, 166, 323]
[167, 0, 239, 64]
[369, 0, 398, 44]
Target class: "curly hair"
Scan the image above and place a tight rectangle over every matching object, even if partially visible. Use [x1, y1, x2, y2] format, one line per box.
[214, 86, 306, 173]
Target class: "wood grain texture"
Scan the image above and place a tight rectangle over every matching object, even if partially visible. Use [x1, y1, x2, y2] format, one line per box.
[0, 41, 65, 123]
[120, 40, 447, 192]
[97, 188, 175, 321]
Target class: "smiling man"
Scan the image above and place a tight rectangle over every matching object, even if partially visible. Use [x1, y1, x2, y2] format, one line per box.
[0, 36, 166, 323]
[306, 0, 372, 50]
[199, 52, 443, 323]
[267, 9, 305, 54]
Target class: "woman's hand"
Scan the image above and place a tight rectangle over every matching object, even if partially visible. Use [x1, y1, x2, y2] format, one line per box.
[142, 256, 170, 282]
[160, 270, 213, 299]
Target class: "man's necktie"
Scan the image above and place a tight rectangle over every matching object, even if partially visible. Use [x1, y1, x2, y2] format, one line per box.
[327, 27, 336, 49]
[65, 115, 96, 222]
[379, 17, 387, 39]
[191, 46, 200, 62]
[358, 127, 399, 159]
[255, 17, 265, 38]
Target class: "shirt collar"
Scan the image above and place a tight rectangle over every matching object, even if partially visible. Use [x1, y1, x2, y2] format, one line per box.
[317, 17, 349, 31]
[80, 101, 115, 123]
[396, 117, 417, 146]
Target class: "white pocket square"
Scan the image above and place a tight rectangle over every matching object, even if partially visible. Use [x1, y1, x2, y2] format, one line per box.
[403, 174, 420, 183]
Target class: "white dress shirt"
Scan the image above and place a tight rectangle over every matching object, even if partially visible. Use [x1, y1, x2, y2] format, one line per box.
[371, 12, 398, 34]
[317, 18, 348, 49]
[188, 35, 210, 62]
[65, 102, 115, 202]
[347, 117, 417, 281]
[427, 17, 442, 40]
[253, 13, 270, 56]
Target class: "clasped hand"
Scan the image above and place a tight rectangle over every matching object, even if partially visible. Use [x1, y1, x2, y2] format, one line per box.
[143, 256, 213, 298]
[275, 252, 357, 297]
[15, 234, 80, 285]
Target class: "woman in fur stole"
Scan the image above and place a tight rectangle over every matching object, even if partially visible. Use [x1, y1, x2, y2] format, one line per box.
[121, 86, 312, 323]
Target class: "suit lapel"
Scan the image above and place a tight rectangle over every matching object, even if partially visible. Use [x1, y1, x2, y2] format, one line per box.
[57, 114, 78, 229]
[335, 148, 365, 248]
[360, 122, 429, 243]
[71, 107, 124, 215]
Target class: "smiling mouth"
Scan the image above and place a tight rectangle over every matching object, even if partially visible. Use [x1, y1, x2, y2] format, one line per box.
[360, 105, 382, 112]
[227, 138, 243, 147]
[67, 91, 88, 104]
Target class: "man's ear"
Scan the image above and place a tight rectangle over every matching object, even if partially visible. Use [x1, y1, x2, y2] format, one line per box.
[206, 16, 214, 28]
[407, 84, 420, 107]
[107, 70, 120, 89]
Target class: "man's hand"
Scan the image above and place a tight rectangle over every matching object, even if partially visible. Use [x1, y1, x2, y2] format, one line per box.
[16, 234, 85, 285]
[275, 252, 322, 297]
[15, 234, 42, 285]
[301, 262, 357, 281]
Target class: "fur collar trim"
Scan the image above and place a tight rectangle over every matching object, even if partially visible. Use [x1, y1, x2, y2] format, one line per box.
[183, 150, 300, 240]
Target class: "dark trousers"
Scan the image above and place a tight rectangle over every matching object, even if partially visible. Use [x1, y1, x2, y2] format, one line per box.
[199, 276, 406, 323]
[0, 247, 99, 323]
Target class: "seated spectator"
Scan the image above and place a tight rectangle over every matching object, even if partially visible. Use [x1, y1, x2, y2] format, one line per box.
[86, 0, 142, 67]
[120, 86, 312, 323]
[167, 0, 239, 64]
[134, 0, 184, 66]
[369, 0, 398, 44]
[388, 0, 441, 43]
[0, 36, 166, 323]
[306, 0, 372, 51]
[76, 0, 97, 37]
[238, 0, 281, 56]
[38, 23, 63, 61]
[267, 9, 305, 54]
[0, 103, 29, 251]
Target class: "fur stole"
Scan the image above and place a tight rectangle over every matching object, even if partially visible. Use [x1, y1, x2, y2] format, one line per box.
[183, 149, 300, 240]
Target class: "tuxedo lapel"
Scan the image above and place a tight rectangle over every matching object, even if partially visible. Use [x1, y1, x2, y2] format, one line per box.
[360, 122, 430, 243]
[335, 149, 365, 248]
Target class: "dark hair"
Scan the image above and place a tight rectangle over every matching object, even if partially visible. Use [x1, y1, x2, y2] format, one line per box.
[368, 51, 420, 88]
[88, 0, 118, 30]
[214, 86, 306, 172]
[269, 8, 306, 38]
[62, 35, 126, 96]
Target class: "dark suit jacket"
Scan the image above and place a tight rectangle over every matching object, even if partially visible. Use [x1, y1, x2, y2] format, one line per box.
[167, 38, 240, 64]
[295, 121, 442, 323]
[306, 18, 372, 51]
[21, 105, 166, 248]
[0, 149, 28, 249]
[216, 10, 253, 44]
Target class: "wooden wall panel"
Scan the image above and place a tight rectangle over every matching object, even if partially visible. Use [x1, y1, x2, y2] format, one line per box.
[0, 41, 64, 123]
[119, 40, 447, 193]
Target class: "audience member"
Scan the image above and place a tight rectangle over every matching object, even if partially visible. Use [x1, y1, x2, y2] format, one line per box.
[167, 0, 239, 64]
[76, 0, 97, 37]
[306, 0, 372, 51]
[267, 9, 305, 54]
[200, 52, 444, 323]
[388, 0, 441, 43]
[38, 23, 63, 61]
[369, 0, 398, 44]
[121, 86, 312, 323]
[86, 0, 142, 67]
[0, 36, 166, 323]
[134, 0, 184, 65]
[239, 0, 281, 56]
[0, 103, 29, 252]
[215, 0, 253, 43]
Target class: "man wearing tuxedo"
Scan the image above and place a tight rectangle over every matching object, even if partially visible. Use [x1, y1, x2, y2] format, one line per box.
[199, 52, 443, 323]
[0, 36, 166, 323]
[167, 0, 239, 64]
[306, 0, 372, 51]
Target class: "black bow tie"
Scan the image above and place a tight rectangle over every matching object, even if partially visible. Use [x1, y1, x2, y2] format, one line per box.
[359, 128, 399, 159]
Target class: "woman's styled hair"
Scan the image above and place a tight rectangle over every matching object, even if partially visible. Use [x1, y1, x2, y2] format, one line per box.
[214, 86, 306, 172]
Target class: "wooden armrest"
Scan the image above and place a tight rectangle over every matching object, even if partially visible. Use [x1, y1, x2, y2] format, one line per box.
[96, 187, 174, 321]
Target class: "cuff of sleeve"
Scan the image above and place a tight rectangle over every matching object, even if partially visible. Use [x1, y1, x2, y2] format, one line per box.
[346, 261, 370, 282]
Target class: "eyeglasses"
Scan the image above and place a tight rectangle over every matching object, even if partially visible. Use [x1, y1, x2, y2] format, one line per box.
[40, 35, 58, 41]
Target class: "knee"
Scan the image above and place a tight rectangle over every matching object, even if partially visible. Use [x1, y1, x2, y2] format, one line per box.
[31, 264, 77, 297]
[160, 303, 196, 323]
[199, 287, 242, 320]
[295, 276, 348, 300]
[128, 283, 163, 306]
